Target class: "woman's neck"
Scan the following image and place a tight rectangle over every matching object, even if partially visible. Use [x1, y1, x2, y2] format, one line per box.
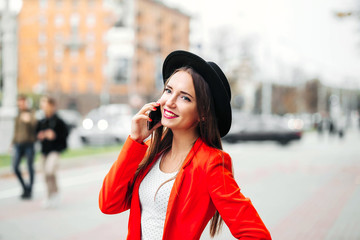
[160, 131, 198, 173]
[170, 130, 198, 158]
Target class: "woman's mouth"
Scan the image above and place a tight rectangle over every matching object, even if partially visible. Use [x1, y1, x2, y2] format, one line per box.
[163, 109, 179, 119]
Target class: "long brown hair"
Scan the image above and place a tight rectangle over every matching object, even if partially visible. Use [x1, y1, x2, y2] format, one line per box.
[126, 67, 223, 237]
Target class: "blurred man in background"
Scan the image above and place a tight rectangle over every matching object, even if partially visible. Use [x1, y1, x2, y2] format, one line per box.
[11, 95, 37, 200]
[36, 96, 68, 208]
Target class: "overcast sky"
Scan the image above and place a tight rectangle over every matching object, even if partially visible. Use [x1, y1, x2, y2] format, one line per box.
[165, 0, 360, 88]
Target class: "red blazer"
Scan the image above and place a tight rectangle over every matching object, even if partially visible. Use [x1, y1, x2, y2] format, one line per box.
[99, 137, 271, 240]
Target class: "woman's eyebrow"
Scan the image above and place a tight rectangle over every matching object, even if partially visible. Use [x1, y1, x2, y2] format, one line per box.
[166, 84, 194, 99]
[180, 91, 194, 99]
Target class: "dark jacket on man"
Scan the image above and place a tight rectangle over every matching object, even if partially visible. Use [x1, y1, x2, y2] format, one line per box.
[36, 113, 69, 155]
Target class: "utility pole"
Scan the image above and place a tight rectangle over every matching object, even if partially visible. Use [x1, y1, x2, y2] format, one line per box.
[0, 0, 21, 153]
[0, 0, 18, 116]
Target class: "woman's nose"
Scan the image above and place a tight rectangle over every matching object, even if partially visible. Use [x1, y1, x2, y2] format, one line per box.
[165, 95, 177, 108]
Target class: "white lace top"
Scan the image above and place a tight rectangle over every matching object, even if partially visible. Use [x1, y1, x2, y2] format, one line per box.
[139, 156, 177, 240]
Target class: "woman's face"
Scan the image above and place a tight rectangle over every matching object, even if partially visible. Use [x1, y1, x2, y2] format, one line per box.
[158, 70, 200, 135]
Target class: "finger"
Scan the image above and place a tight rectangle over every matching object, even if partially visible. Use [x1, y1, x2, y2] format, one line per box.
[145, 108, 157, 115]
[139, 102, 161, 115]
[138, 104, 154, 115]
[150, 101, 161, 107]
[133, 114, 152, 123]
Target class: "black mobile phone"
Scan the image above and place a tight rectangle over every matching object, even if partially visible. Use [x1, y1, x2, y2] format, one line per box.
[147, 105, 162, 130]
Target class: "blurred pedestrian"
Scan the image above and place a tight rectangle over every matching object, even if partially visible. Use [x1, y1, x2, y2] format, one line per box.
[36, 96, 68, 208]
[316, 119, 323, 135]
[99, 50, 271, 239]
[11, 94, 37, 199]
[329, 119, 336, 135]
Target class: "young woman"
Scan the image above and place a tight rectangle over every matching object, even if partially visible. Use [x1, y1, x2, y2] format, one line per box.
[99, 50, 271, 239]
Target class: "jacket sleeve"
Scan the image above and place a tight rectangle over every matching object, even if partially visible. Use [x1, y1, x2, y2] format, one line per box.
[205, 152, 272, 240]
[99, 136, 148, 214]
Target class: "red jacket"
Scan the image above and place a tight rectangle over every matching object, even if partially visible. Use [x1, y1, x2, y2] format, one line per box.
[99, 137, 271, 239]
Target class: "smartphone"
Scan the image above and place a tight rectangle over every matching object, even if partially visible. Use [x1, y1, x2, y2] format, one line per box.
[147, 105, 162, 130]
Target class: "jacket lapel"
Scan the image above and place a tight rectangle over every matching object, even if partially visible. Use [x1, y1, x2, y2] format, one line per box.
[163, 138, 204, 234]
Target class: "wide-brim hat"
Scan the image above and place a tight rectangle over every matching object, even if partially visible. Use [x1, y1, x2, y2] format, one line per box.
[162, 50, 232, 138]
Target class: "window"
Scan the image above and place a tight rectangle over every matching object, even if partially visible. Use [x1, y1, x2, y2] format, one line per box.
[87, 0, 96, 7]
[38, 33, 47, 44]
[39, 15, 47, 25]
[38, 64, 47, 76]
[86, 14, 96, 28]
[70, 49, 79, 58]
[71, 66, 78, 74]
[56, 0, 63, 7]
[71, 80, 78, 93]
[39, 48, 47, 58]
[54, 33, 63, 42]
[154, 56, 163, 90]
[54, 46, 64, 60]
[39, 0, 48, 8]
[87, 80, 95, 92]
[86, 33, 95, 43]
[70, 13, 80, 28]
[54, 65, 62, 73]
[87, 65, 94, 73]
[72, 0, 79, 7]
[113, 58, 129, 84]
[55, 14, 64, 27]
[86, 47, 95, 59]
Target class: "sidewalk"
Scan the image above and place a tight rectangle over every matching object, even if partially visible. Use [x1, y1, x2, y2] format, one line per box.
[1, 130, 359, 240]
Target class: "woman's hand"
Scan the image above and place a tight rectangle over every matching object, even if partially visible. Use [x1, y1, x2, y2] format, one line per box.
[130, 102, 162, 143]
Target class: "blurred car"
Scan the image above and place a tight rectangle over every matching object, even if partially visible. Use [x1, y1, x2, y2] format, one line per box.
[78, 104, 132, 145]
[57, 109, 82, 130]
[223, 112, 302, 145]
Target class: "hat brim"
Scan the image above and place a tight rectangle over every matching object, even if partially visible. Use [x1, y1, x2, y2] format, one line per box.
[162, 50, 232, 137]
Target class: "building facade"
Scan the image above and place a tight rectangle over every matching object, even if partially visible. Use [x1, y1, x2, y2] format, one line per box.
[17, 0, 190, 114]
[131, 0, 190, 105]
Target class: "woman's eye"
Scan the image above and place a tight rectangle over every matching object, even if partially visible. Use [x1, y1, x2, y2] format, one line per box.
[182, 96, 191, 102]
[164, 88, 171, 94]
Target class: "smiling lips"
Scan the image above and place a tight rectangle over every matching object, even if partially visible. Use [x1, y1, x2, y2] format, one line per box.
[163, 109, 179, 119]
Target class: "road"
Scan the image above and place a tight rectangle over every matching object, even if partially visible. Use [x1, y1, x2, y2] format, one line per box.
[0, 130, 359, 240]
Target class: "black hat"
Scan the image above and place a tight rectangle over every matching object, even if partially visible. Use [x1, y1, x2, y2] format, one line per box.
[162, 50, 232, 137]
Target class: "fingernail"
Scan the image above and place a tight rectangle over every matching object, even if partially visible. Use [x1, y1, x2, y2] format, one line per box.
[153, 107, 157, 110]
[149, 118, 153, 122]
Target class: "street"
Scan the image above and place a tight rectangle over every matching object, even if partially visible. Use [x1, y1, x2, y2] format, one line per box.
[0, 130, 360, 240]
